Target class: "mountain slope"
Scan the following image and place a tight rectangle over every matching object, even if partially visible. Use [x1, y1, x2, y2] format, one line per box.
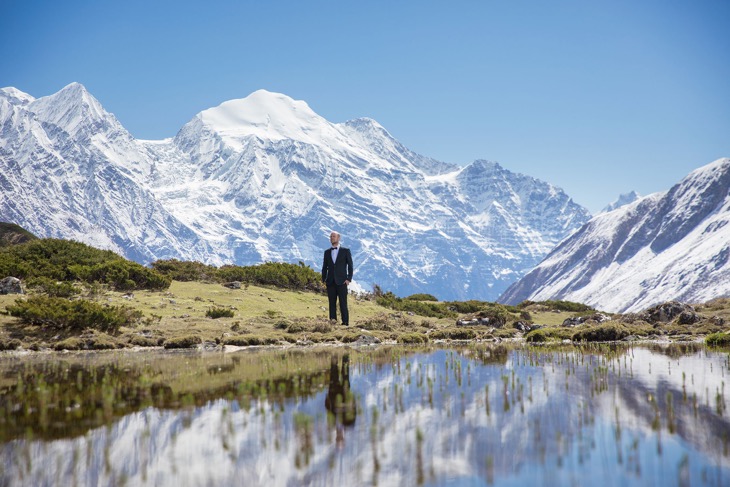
[0, 84, 591, 300]
[499, 158, 730, 312]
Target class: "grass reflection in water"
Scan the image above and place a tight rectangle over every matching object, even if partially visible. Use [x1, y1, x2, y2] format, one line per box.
[0, 343, 728, 486]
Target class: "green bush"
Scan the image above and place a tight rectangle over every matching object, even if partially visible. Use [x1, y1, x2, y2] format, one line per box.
[150, 259, 219, 282]
[217, 261, 324, 291]
[206, 307, 234, 319]
[706, 332, 730, 346]
[163, 335, 202, 349]
[6, 296, 142, 333]
[0, 238, 170, 291]
[26, 277, 79, 298]
[377, 292, 454, 318]
[405, 293, 439, 301]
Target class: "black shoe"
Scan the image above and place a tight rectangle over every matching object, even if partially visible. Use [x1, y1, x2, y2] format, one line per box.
[342, 323, 349, 327]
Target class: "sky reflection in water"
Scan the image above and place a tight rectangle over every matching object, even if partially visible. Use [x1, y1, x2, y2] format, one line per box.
[1, 344, 729, 486]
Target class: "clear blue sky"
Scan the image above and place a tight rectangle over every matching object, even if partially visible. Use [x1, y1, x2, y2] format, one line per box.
[2, 0, 728, 213]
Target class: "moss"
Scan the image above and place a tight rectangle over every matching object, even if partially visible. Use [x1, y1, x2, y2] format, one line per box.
[163, 335, 202, 349]
[223, 335, 281, 347]
[706, 332, 730, 346]
[525, 329, 548, 343]
[397, 333, 429, 344]
[54, 337, 84, 351]
[129, 335, 159, 347]
[572, 323, 630, 342]
[494, 328, 520, 339]
[429, 328, 477, 340]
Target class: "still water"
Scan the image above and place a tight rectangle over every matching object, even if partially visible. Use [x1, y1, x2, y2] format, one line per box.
[0, 343, 728, 486]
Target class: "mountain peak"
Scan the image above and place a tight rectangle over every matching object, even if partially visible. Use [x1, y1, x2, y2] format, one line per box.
[0, 87, 35, 105]
[600, 190, 641, 214]
[28, 82, 110, 135]
[196, 89, 328, 144]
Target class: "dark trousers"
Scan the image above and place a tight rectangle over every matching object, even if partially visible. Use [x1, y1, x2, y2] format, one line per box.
[327, 282, 349, 325]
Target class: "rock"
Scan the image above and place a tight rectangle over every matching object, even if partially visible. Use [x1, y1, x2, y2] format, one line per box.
[513, 321, 531, 332]
[644, 301, 700, 324]
[562, 313, 611, 327]
[223, 281, 242, 289]
[0, 277, 23, 295]
[562, 317, 583, 327]
[352, 335, 381, 346]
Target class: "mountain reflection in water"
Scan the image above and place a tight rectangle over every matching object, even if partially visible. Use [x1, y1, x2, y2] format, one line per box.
[0, 344, 728, 486]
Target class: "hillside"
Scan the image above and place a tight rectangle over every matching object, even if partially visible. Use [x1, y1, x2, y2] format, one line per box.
[500, 158, 730, 313]
[0, 222, 36, 247]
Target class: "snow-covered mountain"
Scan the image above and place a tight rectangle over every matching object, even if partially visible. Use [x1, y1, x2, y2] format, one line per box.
[0, 83, 591, 300]
[600, 190, 641, 214]
[499, 158, 730, 312]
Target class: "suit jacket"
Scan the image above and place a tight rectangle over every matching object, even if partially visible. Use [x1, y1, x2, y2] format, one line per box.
[322, 246, 353, 285]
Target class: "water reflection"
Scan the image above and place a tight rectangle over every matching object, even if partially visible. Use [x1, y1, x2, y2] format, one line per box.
[0, 344, 728, 486]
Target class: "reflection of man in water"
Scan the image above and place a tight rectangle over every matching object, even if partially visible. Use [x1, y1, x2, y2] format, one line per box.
[325, 354, 357, 447]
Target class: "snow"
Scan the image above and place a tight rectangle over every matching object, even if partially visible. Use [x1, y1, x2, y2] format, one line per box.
[503, 158, 730, 312]
[2, 82, 593, 301]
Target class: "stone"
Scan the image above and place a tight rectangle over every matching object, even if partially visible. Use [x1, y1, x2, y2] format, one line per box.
[0, 277, 23, 295]
[644, 301, 699, 324]
[223, 281, 242, 289]
[352, 335, 381, 346]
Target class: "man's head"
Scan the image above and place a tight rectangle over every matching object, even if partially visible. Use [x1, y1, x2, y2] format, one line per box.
[330, 231, 341, 247]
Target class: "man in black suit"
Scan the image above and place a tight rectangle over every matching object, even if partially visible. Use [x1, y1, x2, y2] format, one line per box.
[322, 231, 353, 326]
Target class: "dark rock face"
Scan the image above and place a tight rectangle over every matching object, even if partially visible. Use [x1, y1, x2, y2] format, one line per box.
[0, 277, 23, 294]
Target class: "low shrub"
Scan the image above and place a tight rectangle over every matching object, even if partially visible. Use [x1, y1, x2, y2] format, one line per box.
[520, 300, 594, 313]
[163, 335, 202, 349]
[206, 307, 234, 319]
[706, 332, 730, 346]
[0, 338, 21, 351]
[405, 293, 438, 301]
[0, 238, 171, 291]
[377, 292, 454, 318]
[6, 296, 141, 333]
[26, 277, 79, 298]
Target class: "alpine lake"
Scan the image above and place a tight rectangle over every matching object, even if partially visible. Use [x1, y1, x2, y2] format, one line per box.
[1, 343, 729, 486]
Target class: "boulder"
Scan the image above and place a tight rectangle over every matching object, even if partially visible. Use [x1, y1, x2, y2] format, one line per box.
[644, 301, 700, 324]
[223, 281, 242, 289]
[0, 277, 23, 295]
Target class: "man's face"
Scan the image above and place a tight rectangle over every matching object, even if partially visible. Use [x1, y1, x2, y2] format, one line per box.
[330, 232, 340, 246]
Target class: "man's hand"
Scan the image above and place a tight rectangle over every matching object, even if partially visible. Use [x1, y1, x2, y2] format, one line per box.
[344, 280, 350, 286]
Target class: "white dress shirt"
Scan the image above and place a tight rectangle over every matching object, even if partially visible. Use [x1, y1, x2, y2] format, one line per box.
[331, 245, 339, 263]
